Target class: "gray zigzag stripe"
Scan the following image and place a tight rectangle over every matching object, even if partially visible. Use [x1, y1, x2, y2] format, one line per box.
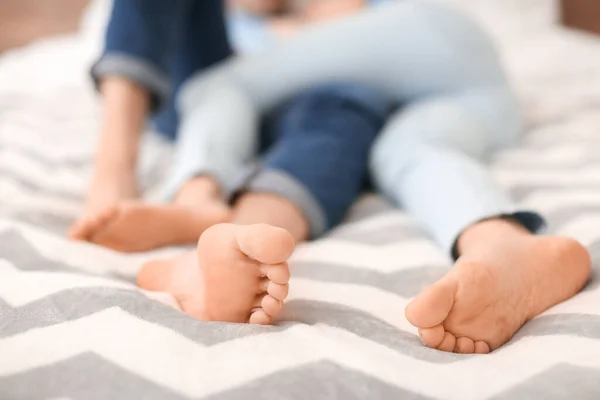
[0, 229, 449, 298]
[0, 230, 84, 275]
[491, 364, 600, 400]
[0, 354, 432, 400]
[0, 289, 458, 364]
[546, 207, 600, 233]
[509, 185, 600, 201]
[326, 223, 426, 245]
[2, 286, 600, 364]
[202, 361, 433, 400]
[9, 212, 75, 235]
[4, 228, 597, 299]
[0, 288, 273, 348]
[0, 169, 82, 202]
[0, 144, 89, 169]
[1, 226, 598, 305]
[292, 261, 447, 298]
[342, 195, 394, 223]
[0, 230, 136, 284]
[0, 352, 188, 400]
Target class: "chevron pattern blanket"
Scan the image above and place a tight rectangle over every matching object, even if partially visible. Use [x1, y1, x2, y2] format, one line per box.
[1, 1, 600, 399]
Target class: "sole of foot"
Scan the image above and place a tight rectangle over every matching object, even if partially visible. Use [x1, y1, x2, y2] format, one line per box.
[70, 201, 231, 252]
[405, 235, 591, 354]
[137, 223, 295, 324]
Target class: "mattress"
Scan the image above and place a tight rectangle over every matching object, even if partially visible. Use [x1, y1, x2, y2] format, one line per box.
[1, 1, 600, 399]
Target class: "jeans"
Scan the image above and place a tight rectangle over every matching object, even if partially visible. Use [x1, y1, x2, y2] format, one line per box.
[164, 83, 390, 238]
[92, 0, 231, 139]
[179, 0, 546, 253]
[252, 84, 389, 237]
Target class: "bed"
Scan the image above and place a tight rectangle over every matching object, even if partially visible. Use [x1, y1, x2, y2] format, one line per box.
[1, 0, 599, 399]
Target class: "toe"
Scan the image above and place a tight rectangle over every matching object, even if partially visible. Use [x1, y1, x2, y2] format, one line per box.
[236, 224, 295, 264]
[454, 337, 475, 354]
[260, 263, 291, 284]
[405, 277, 457, 329]
[68, 221, 86, 239]
[69, 217, 96, 240]
[70, 206, 120, 242]
[249, 310, 273, 325]
[267, 282, 289, 300]
[418, 325, 445, 348]
[436, 331, 457, 352]
[261, 295, 283, 317]
[474, 341, 490, 354]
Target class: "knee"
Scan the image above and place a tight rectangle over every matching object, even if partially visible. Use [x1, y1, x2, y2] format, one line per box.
[371, 101, 488, 167]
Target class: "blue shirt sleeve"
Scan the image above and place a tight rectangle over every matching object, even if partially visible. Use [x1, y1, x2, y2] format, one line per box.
[226, 0, 393, 54]
[226, 9, 276, 54]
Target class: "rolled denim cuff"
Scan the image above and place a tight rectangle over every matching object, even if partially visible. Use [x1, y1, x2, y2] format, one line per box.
[231, 168, 327, 239]
[91, 53, 170, 112]
[450, 211, 547, 260]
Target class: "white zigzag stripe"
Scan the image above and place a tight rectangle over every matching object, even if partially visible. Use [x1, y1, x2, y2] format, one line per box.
[555, 214, 600, 246]
[520, 190, 600, 215]
[0, 258, 413, 330]
[0, 150, 86, 195]
[0, 121, 96, 161]
[288, 278, 415, 333]
[0, 179, 79, 217]
[0, 260, 181, 310]
[493, 144, 588, 166]
[0, 221, 182, 277]
[543, 286, 600, 317]
[333, 211, 415, 235]
[0, 262, 134, 306]
[495, 165, 600, 187]
[1, 253, 592, 333]
[293, 239, 449, 272]
[1, 309, 599, 400]
[0, 132, 94, 163]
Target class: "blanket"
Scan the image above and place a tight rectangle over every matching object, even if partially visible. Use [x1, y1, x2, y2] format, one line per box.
[1, 1, 599, 399]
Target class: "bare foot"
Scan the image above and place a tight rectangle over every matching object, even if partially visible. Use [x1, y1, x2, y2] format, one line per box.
[81, 200, 232, 252]
[69, 169, 138, 240]
[405, 220, 591, 354]
[137, 223, 294, 324]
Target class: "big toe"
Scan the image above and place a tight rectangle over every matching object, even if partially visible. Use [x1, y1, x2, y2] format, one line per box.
[236, 224, 295, 264]
[197, 223, 294, 325]
[406, 276, 457, 329]
[69, 207, 118, 241]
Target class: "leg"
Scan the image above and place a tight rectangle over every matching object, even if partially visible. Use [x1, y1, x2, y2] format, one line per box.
[71, 0, 234, 245]
[80, 80, 258, 252]
[242, 83, 390, 238]
[152, 0, 232, 139]
[78, 176, 232, 252]
[182, 0, 505, 113]
[371, 88, 591, 353]
[137, 84, 388, 324]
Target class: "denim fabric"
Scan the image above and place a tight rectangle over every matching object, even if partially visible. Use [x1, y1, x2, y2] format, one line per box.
[93, 0, 231, 138]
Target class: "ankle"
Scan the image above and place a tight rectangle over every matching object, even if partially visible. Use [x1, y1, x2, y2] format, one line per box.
[457, 217, 531, 256]
[175, 176, 223, 205]
[92, 161, 135, 184]
[233, 192, 309, 242]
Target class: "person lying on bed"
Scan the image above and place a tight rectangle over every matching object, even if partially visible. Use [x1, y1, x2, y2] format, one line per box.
[71, 0, 591, 355]
[70, 0, 390, 318]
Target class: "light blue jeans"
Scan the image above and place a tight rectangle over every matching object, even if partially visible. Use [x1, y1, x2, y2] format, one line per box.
[174, 0, 545, 253]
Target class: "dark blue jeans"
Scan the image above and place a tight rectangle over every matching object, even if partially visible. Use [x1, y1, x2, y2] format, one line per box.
[242, 84, 390, 237]
[96, 2, 389, 236]
[94, 0, 231, 139]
